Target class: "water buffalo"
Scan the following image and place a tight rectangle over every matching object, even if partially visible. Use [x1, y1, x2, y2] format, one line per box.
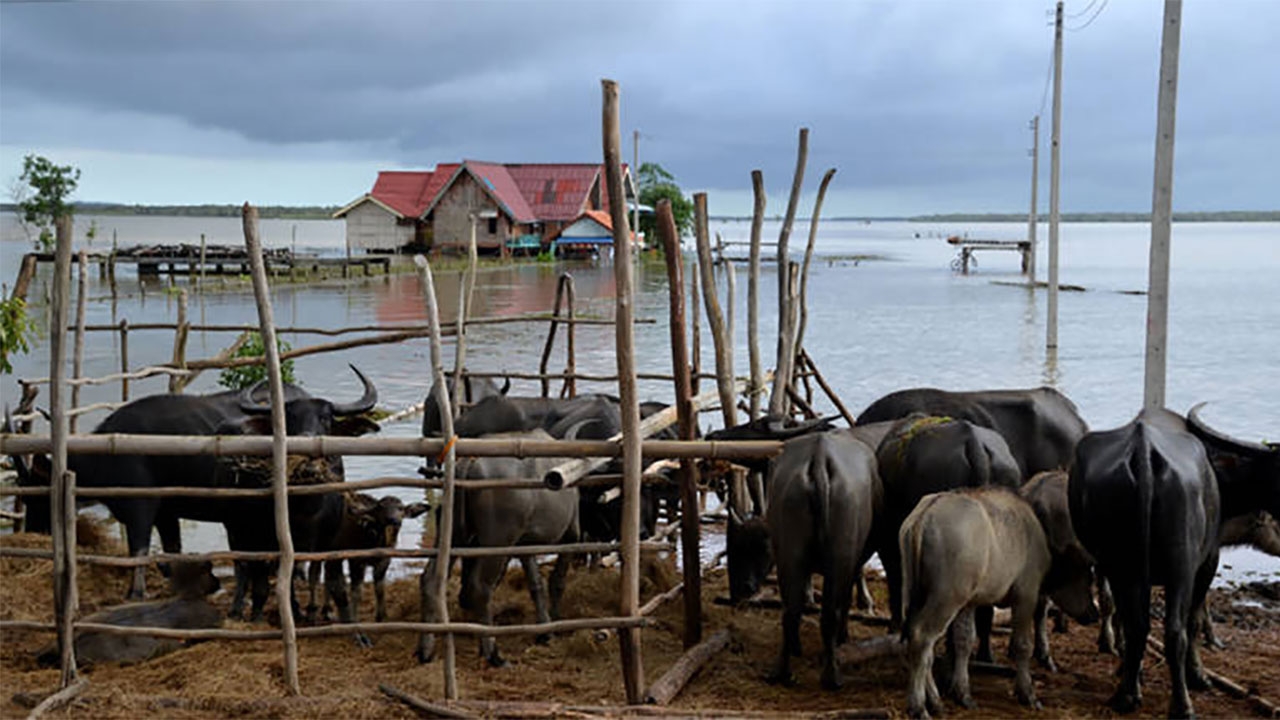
[10, 366, 379, 608]
[1069, 408, 1225, 718]
[415, 429, 579, 667]
[899, 487, 1098, 719]
[875, 415, 1022, 651]
[37, 560, 222, 667]
[857, 386, 1088, 479]
[422, 374, 509, 437]
[725, 428, 881, 690]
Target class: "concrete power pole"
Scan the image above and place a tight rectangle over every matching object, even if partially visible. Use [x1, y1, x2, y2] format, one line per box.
[1143, 0, 1183, 412]
[1027, 115, 1040, 283]
[633, 129, 640, 246]
[1046, 0, 1064, 350]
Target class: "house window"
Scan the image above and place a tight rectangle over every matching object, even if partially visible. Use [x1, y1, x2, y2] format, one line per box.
[488, 217, 498, 234]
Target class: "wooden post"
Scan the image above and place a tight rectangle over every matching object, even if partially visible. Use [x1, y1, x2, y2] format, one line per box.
[199, 234, 207, 290]
[657, 199, 702, 647]
[690, 265, 701, 396]
[770, 262, 800, 418]
[49, 216, 78, 687]
[800, 350, 857, 428]
[601, 77, 645, 705]
[1026, 116, 1040, 283]
[168, 290, 189, 393]
[1143, 0, 1182, 413]
[1047, 1, 1063, 350]
[776, 128, 808, 390]
[725, 259, 736, 371]
[70, 252, 88, 433]
[11, 254, 38, 301]
[452, 215, 479, 413]
[796, 169, 835, 354]
[539, 275, 570, 398]
[119, 319, 130, 402]
[747, 171, 765, 420]
[693, 194, 735, 432]
[240, 203, 300, 695]
[415, 255, 460, 699]
[564, 276, 576, 398]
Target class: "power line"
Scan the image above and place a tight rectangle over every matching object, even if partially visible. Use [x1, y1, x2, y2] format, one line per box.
[1066, 0, 1098, 20]
[1067, 0, 1108, 31]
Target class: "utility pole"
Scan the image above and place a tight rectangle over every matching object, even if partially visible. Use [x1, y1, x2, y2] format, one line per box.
[1046, 0, 1064, 350]
[1143, 0, 1183, 412]
[1026, 115, 1040, 283]
[633, 129, 640, 246]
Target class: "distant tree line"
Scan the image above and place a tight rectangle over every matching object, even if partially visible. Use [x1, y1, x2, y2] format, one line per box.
[0, 202, 340, 220]
[711, 210, 1279, 223]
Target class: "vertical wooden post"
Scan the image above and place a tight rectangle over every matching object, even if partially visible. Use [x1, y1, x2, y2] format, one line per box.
[602, 77, 645, 705]
[1026, 116, 1040, 283]
[796, 168, 836, 354]
[770, 262, 801, 418]
[70, 251, 88, 433]
[415, 255, 460, 700]
[168, 290, 189, 393]
[199, 233, 207, 290]
[747, 171, 766, 420]
[690, 267, 701, 396]
[775, 129, 809, 416]
[119, 319, 130, 401]
[1047, 0, 1063, 350]
[109, 230, 117, 287]
[564, 275, 576, 398]
[540, 276, 569, 398]
[1144, 0, 1182, 413]
[452, 215, 479, 412]
[658, 200, 702, 647]
[241, 203, 300, 695]
[725, 258, 736, 364]
[693, 194, 736, 432]
[49, 216, 78, 687]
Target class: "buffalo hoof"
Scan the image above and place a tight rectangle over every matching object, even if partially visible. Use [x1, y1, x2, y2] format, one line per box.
[486, 654, 509, 669]
[414, 647, 436, 664]
[975, 646, 995, 664]
[906, 704, 932, 720]
[534, 632, 551, 646]
[1169, 699, 1196, 720]
[1036, 652, 1059, 673]
[953, 693, 976, 710]
[1108, 689, 1142, 714]
[1187, 670, 1211, 692]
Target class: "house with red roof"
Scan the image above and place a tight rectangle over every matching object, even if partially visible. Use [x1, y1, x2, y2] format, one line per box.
[334, 160, 637, 256]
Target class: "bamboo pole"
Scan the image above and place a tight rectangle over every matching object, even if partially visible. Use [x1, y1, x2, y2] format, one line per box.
[602, 77, 645, 705]
[118, 319, 129, 401]
[167, 289, 189, 393]
[644, 628, 731, 705]
[415, 254, 459, 699]
[795, 168, 836, 354]
[48, 216, 77, 687]
[539, 274, 570, 398]
[241, 203, 299, 695]
[747, 171, 765, 420]
[799, 350, 856, 428]
[690, 263, 701, 396]
[70, 251, 88, 433]
[658, 199, 703, 647]
[693, 194, 736, 432]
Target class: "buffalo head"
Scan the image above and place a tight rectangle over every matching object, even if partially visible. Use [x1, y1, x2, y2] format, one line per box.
[726, 506, 772, 603]
[1188, 403, 1280, 521]
[237, 364, 380, 437]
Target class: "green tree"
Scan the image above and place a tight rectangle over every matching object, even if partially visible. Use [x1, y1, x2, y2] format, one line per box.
[217, 332, 297, 390]
[18, 155, 81, 252]
[0, 297, 37, 374]
[635, 162, 694, 242]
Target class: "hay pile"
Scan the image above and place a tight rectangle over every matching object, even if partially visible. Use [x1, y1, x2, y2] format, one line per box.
[216, 455, 342, 487]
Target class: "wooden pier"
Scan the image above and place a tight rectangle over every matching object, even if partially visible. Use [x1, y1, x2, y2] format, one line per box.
[23, 245, 391, 280]
[946, 235, 1032, 275]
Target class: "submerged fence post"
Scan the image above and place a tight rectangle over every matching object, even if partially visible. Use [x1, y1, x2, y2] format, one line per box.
[658, 199, 703, 647]
[415, 255, 459, 700]
[452, 216, 479, 414]
[241, 203, 300, 695]
[70, 251, 88, 433]
[564, 275, 576, 398]
[119, 319, 130, 401]
[602, 77, 645, 705]
[168, 289, 189, 393]
[540, 275, 569, 398]
[49, 216, 78, 687]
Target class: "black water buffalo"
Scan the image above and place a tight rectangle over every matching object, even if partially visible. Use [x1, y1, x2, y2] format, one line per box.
[416, 429, 580, 667]
[726, 428, 881, 690]
[857, 386, 1088, 479]
[899, 487, 1098, 719]
[37, 560, 222, 667]
[875, 415, 1021, 660]
[10, 366, 379, 608]
[422, 375, 509, 437]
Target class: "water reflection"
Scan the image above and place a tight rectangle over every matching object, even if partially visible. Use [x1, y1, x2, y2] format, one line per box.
[1042, 346, 1060, 388]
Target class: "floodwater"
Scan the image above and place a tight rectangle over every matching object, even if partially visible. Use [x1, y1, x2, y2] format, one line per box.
[1, 214, 1277, 584]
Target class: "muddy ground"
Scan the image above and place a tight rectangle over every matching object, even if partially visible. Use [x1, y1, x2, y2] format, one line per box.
[2, 520, 1277, 719]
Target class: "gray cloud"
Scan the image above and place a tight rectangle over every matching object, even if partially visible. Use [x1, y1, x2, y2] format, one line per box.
[1, 0, 1276, 213]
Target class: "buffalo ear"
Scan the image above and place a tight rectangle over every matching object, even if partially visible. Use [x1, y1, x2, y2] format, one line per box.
[332, 416, 381, 437]
[404, 502, 429, 519]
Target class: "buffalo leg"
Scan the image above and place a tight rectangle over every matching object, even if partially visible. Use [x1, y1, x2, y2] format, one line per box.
[372, 558, 391, 623]
[945, 607, 977, 709]
[766, 568, 808, 687]
[881, 542, 904, 632]
[975, 605, 995, 662]
[155, 513, 182, 580]
[520, 556, 553, 645]
[820, 563, 856, 691]
[905, 596, 953, 719]
[1163, 574, 1197, 720]
[1034, 595, 1059, 672]
[306, 561, 323, 622]
[1186, 553, 1218, 689]
[548, 553, 572, 621]
[1011, 593, 1041, 710]
[1108, 576, 1150, 713]
[349, 560, 367, 624]
[326, 558, 370, 648]
[1097, 577, 1122, 656]
[462, 555, 508, 667]
[414, 555, 455, 663]
[121, 501, 161, 600]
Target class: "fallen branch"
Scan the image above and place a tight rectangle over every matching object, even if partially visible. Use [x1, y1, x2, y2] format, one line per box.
[836, 635, 903, 666]
[25, 678, 88, 720]
[379, 684, 478, 720]
[644, 628, 733, 705]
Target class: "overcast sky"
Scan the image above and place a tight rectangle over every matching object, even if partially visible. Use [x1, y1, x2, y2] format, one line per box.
[1, 1, 1276, 216]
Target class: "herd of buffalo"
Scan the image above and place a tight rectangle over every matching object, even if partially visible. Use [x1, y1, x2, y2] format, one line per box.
[4, 372, 1278, 719]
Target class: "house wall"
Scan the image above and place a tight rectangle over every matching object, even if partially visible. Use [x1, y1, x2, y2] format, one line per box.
[344, 201, 414, 252]
[433, 173, 512, 253]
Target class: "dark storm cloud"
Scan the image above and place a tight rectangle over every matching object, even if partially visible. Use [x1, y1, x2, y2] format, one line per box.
[1, 1, 1276, 211]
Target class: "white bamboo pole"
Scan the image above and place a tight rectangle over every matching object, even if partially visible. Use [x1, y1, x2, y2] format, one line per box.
[241, 203, 299, 695]
[49, 216, 78, 687]
[70, 251, 87, 433]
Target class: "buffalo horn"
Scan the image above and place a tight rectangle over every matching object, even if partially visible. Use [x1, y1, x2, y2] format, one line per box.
[1188, 402, 1273, 456]
[330, 365, 378, 417]
[238, 380, 271, 415]
[727, 505, 744, 527]
[499, 377, 511, 396]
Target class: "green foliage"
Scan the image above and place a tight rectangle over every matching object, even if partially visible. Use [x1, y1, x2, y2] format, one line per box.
[18, 155, 80, 252]
[0, 297, 37, 374]
[536, 249, 555, 263]
[635, 162, 694, 242]
[217, 332, 297, 390]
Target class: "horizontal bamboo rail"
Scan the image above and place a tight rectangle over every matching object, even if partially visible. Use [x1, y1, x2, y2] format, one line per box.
[71, 315, 643, 335]
[0, 616, 649, 640]
[0, 434, 783, 460]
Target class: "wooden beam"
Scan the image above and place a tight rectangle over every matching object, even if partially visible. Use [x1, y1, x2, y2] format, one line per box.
[644, 628, 732, 705]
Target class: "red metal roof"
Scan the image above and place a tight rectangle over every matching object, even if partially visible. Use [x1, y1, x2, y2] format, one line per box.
[463, 160, 536, 223]
[369, 170, 435, 218]
[506, 164, 601, 221]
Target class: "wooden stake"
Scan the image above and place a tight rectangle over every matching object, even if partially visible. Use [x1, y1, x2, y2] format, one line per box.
[690, 263, 701, 396]
[769, 262, 800, 418]
[657, 199, 703, 647]
[564, 274, 577, 398]
[644, 628, 731, 705]
[747, 170, 766, 420]
[693, 194, 736, 432]
[775, 128, 809, 392]
[380, 684, 478, 720]
[1047, 1, 1063, 350]
[70, 251, 88, 433]
[540, 274, 571, 398]
[241, 203, 299, 695]
[602, 77, 645, 706]
[168, 289, 189, 393]
[415, 255, 459, 700]
[48, 216, 77, 687]
[119, 319, 129, 402]
[452, 216, 478, 416]
[795, 168, 836, 353]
